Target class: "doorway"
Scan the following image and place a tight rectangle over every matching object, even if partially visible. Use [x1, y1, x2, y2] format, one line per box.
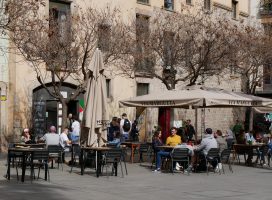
[158, 108, 171, 143]
[46, 100, 58, 132]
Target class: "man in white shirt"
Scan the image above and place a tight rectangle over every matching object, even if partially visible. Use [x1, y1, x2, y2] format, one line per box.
[59, 128, 71, 163]
[71, 116, 80, 143]
[120, 113, 132, 141]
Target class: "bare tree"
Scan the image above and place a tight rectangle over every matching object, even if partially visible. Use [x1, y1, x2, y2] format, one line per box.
[229, 22, 270, 95]
[117, 7, 239, 90]
[7, 1, 126, 129]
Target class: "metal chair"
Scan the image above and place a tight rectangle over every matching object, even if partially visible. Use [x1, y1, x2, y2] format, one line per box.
[220, 148, 233, 173]
[29, 150, 50, 181]
[170, 148, 190, 175]
[69, 144, 82, 173]
[139, 143, 153, 164]
[102, 148, 124, 178]
[47, 145, 63, 170]
[204, 148, 220, 175]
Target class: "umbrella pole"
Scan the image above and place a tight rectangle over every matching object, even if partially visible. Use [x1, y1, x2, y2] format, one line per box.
[201, 108, 205, 140]
[195, 108, 198, 141]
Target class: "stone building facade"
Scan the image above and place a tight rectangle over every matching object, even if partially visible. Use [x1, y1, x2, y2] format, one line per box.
[0, 0, 263, 148]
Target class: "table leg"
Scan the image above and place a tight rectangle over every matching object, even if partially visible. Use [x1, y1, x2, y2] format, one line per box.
[131, 145, 134, 163]
[7, 150, 11, 180]
[96, 151, 101, 178]
[80, 148, 84, 175]
[21, 153, 27, 182]
[44, 161, 48, 181]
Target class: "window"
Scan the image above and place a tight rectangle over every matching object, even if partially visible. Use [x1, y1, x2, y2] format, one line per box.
[137, 0, 149, 4]
[98, 24, 111, 52]
[163, 31, 175, 67]
[135, 14, 153, 72]
[49, 0, 71, 39]
[106, 79, 111, 98]
[186, 0, 192, 5]
[204, 0, 211, 11]
[264, 65, 272, 84]
[164, 0, 174, 11]
[137, 83, 149, 96]
[232, 0, 238, 19]
[48, 1, 72, 71]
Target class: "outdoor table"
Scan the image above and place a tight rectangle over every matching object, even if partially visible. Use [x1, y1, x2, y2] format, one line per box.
[13, 143, 46, 148]
[121, 142, 142, 163]
[233, 143, 265, 166]
[7, 147, 47, 182]
[80, 146, 112, 178]
[157, 145, 175, 150]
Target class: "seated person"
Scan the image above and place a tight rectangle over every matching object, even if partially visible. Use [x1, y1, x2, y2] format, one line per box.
[236, 129, 246, 144]
[100, 131, 121, 148]
[21, 128, 31, 144]
[214, 130, 227, 153]
[186, 128, 218, 172]
[39, 126, 59, 147]
[59, 128, 72, 163]
[153, 127, 181, 173]
[152, 130, 163, 153]
[174, 134, 194, 171]
[245, 130, 256, 144]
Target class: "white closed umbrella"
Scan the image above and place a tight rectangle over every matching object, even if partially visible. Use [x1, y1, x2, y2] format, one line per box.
[84, 49, 109, 147]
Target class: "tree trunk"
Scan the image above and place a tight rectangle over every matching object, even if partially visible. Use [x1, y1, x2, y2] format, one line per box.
[61, 99, 68, 131]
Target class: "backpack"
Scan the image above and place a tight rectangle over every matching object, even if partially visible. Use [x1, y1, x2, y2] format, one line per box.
[123, 119, 131, 132]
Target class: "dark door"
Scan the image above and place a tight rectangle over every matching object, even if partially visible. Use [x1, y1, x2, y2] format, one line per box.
[46, 100, 58, 132]
[158, 108, 171, 143]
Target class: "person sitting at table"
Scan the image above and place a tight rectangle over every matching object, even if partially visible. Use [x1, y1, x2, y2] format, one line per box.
[39, 126, 59, 147]
[214, 130, 227, 153]
[152, 130, 163, 152]
[185, 128, 218, 173]
[100, 131, 121, 148]
[245, 130, 256, 144]
[153, 127, 181, 173]
[236, 129, 246, 144]
[59, 127, 72, 163]
[174, 134, 194, 171]
[21, 128, 31, 144]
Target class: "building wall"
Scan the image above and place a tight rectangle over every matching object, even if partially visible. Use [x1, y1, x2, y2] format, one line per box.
[2, 0, 257, 144]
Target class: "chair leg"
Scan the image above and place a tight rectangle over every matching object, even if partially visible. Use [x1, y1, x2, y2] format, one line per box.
[119, 160, 124, 178]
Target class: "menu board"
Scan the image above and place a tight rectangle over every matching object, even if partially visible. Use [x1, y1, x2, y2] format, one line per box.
[33, 101, 46, 137]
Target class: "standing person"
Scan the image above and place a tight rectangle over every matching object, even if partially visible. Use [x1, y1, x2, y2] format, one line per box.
[120, 113, 132, 141]
[130, 120, 139, 141]
[21, 128, 31, 144]
[107, 117, 120, 141]
[185, 119, 196, 141]
[67, 113, 74, 132]
[59, 127, 71, 163]
[71, 115, 80, 143]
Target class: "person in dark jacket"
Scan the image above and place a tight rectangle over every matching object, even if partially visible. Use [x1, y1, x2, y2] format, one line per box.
[107, 117, 120, 141]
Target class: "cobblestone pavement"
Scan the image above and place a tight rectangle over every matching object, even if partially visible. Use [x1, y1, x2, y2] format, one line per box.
[0, 153, 271, 200]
